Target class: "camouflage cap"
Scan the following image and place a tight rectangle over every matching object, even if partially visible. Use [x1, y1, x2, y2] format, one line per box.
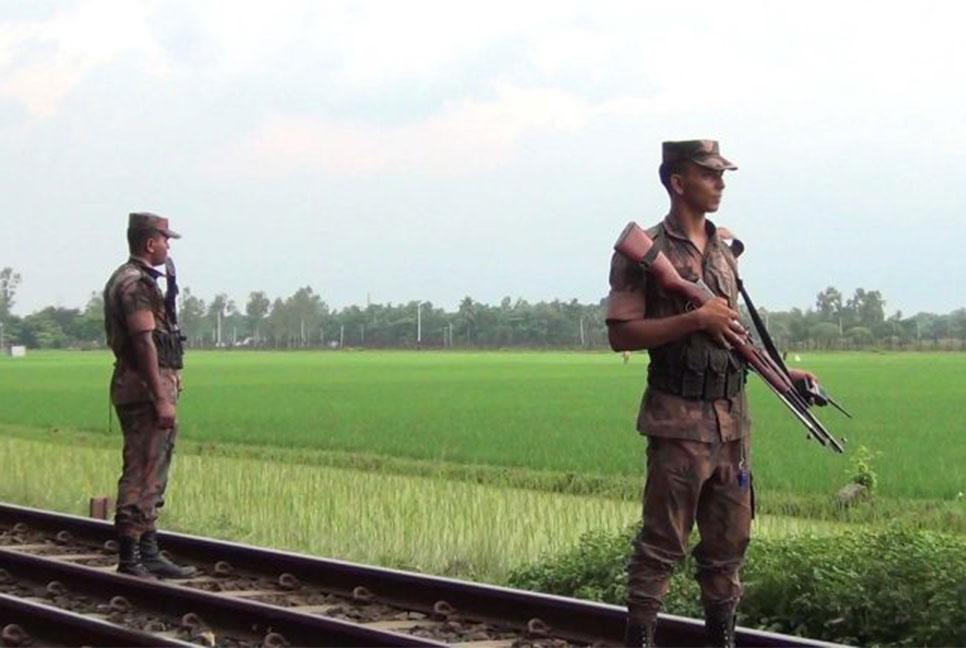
[662, 140, 737, 171]
[127, 212, 181, 239]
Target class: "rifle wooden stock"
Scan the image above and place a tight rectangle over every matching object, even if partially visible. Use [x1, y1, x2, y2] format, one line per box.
[613, 221, 844, 453]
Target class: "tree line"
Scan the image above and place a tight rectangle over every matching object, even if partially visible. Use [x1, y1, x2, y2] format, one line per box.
[173, 287, 610, 350]
[1, 266, 965, 351]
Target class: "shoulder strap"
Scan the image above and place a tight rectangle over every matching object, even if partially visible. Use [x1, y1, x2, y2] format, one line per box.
[729, 248, 790, 378]
[719, 238, 741, 282]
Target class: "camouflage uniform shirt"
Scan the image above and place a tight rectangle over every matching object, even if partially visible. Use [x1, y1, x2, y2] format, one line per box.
[103, 257, 181, 406]
[606, 216, 751, 442]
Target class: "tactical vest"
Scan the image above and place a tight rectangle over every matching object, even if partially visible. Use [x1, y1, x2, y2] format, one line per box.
[644, 227, 747, 401]
[647, 337, 746, 400]
[152, 328, 184, 370]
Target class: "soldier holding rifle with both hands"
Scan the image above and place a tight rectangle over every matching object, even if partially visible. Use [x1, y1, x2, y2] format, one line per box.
[606, 140, 836, 647]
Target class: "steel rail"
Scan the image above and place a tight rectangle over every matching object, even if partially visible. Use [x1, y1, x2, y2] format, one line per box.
[0, 502, 845, 647]
[0, 547, 443, 647]
[0, 593, 194, 648]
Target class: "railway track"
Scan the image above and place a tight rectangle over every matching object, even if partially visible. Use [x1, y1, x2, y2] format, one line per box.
[0, 502, 841, 647]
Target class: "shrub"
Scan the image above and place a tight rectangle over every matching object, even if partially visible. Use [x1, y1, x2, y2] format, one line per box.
[507, 524, 966, 647]
[847, 445, 879, 492]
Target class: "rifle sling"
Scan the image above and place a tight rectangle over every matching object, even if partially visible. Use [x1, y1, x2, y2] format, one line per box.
[721, 238, 790, 379]
[737, 278, 791, 378]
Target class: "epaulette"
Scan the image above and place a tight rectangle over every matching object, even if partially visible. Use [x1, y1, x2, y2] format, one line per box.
[716, 226, 745, 259]
[115, 265, 144, 284]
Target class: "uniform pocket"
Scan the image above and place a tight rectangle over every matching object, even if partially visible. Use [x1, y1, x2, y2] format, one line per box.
[681, 347, 708, 398]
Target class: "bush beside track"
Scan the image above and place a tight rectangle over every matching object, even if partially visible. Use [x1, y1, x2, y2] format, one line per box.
[508, 524, 966, 647]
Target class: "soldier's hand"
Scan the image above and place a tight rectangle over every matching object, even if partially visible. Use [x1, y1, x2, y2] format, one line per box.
[788, 368, 818, 385]
[789, 368, 821, 404]
[155, 399, 176, 429]
[696, 297, 746, 347]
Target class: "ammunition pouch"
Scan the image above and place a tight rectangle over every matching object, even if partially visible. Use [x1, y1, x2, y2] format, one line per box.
[153, 329, 184, 370]
[648, 338, 746, 400]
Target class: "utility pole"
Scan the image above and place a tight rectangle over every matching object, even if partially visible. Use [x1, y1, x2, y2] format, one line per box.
[579, 316, 585, 348]
[417, 301, 426, 347]
[339, 324, 344, 349]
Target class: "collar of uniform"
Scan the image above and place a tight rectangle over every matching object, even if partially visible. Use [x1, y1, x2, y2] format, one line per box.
[127, 256, 164, 280]
[660, 215, 722, 246]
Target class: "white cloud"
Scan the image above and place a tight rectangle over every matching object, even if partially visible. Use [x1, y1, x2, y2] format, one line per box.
[212, 83, 670, 178]
[4, 0, 965, 125]
[147, 0, 591, 86]
[529, 26, 614, 76]
[0, 0, 163, 118]
[320, 1, 580, 87]
[4, 0, 966, 318]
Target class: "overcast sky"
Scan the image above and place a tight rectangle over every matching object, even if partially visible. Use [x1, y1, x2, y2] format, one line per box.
[1, 0, 964, 317]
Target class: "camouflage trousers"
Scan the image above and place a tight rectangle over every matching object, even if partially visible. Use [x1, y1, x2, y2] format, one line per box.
[114, 401, 178, 540]
[626, 436, 753, 624]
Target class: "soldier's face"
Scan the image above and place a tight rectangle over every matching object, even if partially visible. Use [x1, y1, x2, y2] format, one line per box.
[145, 234, 170, 266]
[674, 164, 725, 213]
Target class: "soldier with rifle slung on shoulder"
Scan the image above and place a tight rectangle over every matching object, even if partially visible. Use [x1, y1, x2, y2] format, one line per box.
[103, 213, 195, 579]
[606, 140, 844, 648]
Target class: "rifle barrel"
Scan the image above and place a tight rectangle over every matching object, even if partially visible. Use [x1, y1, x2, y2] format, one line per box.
[761, 379, 828, 447]
[828, 397, 853, 419]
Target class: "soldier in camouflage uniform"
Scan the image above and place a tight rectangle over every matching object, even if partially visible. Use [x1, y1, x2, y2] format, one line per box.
[606, 141, 815, 647]
[103, 213, 196, 579]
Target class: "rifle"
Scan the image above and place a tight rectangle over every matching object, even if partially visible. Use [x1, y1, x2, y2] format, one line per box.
[734, 266, 853, 418]
[164, 258, 187, 366]
[613, 221, 846, 453]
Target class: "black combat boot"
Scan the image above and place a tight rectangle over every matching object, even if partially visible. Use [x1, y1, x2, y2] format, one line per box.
[623, 619, 657, 647]
[117, 536, 153, 578]
[704, 608, 736, 648]
[139, 530, 198, 578]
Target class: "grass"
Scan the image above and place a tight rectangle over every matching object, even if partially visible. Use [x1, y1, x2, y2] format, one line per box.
[6, 423, 963, 533]
[0, 349, 963, 502]
[0, 434, 852, 583]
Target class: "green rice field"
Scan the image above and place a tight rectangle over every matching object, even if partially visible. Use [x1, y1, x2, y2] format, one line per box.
[0, 349, 962, 501]
[1, 349, 963, 581]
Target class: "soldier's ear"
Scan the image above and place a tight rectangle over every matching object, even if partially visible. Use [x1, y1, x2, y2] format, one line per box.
[145, 234, 164, 253]
[670, 173, 686, 196]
